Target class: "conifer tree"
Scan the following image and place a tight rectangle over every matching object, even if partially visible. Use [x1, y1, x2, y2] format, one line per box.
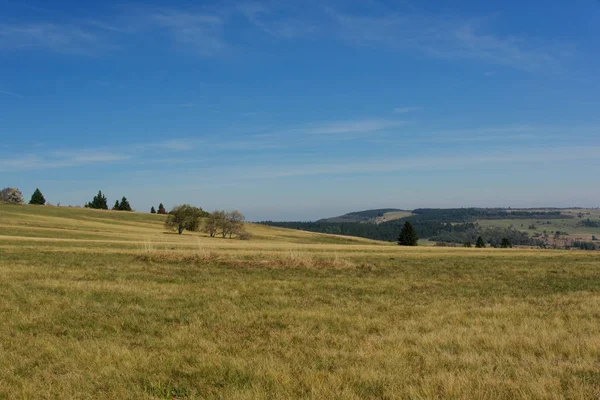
[500, 238, 512, 248]
[29, 188, 46, 205]
[398, 221, 419, 246]
[118, 196, 132, 211]
[85, 190, 108, 210]
[157, 203, 166, 214]
[475, 236, 486, 248]
[113, 200, 120, 210]
[151, 206, 156, 214]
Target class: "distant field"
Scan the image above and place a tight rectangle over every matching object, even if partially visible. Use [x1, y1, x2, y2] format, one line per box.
[476, 208, 600, 241]
[377, 210, 414, 223]
[1, 204, 599, 398]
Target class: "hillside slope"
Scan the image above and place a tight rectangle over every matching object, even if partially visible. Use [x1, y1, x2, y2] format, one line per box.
[0, 204, 389, 249]
[318, 208, 412, 223]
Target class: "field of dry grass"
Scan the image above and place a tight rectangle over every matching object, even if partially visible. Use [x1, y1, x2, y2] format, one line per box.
[1, 204, 600, 399]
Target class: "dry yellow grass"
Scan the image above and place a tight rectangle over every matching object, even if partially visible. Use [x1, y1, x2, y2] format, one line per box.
[1, 204, 600, 399]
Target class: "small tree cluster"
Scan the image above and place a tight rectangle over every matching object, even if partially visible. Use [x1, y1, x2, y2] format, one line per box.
[112, 197, 132, 211]
[202, 210, 247, 239]
[500, 238, 512, 248]
[164, 204, 208, 234]
[29, 188, 46, 205]
[398, 221, 418, 246]
[85, 191, 108, 210]
[0, 187, 24, 204]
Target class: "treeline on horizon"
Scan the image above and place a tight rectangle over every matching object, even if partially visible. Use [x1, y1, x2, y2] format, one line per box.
[259, 208, 577, 247]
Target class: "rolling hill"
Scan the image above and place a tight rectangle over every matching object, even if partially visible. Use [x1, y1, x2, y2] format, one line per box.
[262, 207, 600, 249]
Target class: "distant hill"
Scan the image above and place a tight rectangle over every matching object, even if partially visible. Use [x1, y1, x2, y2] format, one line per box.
[318, 208, 413, 224]
[260, 207, 600, 249]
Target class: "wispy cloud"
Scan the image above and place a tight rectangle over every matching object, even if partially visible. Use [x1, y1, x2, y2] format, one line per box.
[393, 106, 420, 114]
[155, 139, 199, 151]
[0, 90, 24, 99]
[328, 9, 568, 71]
[0, 22, 108, 54]
[237, 2, 320, 39]
[213, 146, 600, 181]
[0, 3, 575, 70]
[0, 150, 130, 171]
[307, 119, 406, 135]
[138, 8, 228, 56]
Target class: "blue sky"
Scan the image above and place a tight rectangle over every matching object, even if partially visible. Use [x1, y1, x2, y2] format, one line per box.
[1, 0, 599, 220]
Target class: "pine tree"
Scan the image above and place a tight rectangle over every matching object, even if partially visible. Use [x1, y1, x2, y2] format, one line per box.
[151, 206, 156, 214]
[398, 221, 419, 246]
[500, 238, 512, 248]
[475, 236, 486, 248]
[157, 203, 166, 214]
[29, 188, 46, 205]
[113, 200, 120, 210]
[118, 197, 132, 211]
[86, 190, 108, 210]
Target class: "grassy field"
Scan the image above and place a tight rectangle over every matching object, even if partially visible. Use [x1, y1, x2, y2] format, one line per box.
[1, 204, 600, 399]
[376, 211, 414, 224]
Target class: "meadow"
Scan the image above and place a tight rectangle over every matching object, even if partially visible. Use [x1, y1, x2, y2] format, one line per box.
[1, 204, 599, 399]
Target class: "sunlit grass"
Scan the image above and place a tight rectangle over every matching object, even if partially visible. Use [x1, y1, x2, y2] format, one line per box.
[0, 204, 599, 398]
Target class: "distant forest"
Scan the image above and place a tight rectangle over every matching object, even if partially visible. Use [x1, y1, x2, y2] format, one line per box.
[259, 208, 569, 247]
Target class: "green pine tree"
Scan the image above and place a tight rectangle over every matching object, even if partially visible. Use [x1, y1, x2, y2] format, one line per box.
[151, 206, 156, 214]
[29, 188, 46, 205]
[475, 236, 486, 248]
[398, 221, 419, 246]
[500, 238, 512, 248]
[118, 197, 132, 211]
[113, 200, 120, 210]
[86, 191, 108, 210]
[157, 203, 166, 214]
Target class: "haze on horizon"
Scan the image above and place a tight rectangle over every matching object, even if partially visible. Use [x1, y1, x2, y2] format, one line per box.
[1, 0, 599, 221]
